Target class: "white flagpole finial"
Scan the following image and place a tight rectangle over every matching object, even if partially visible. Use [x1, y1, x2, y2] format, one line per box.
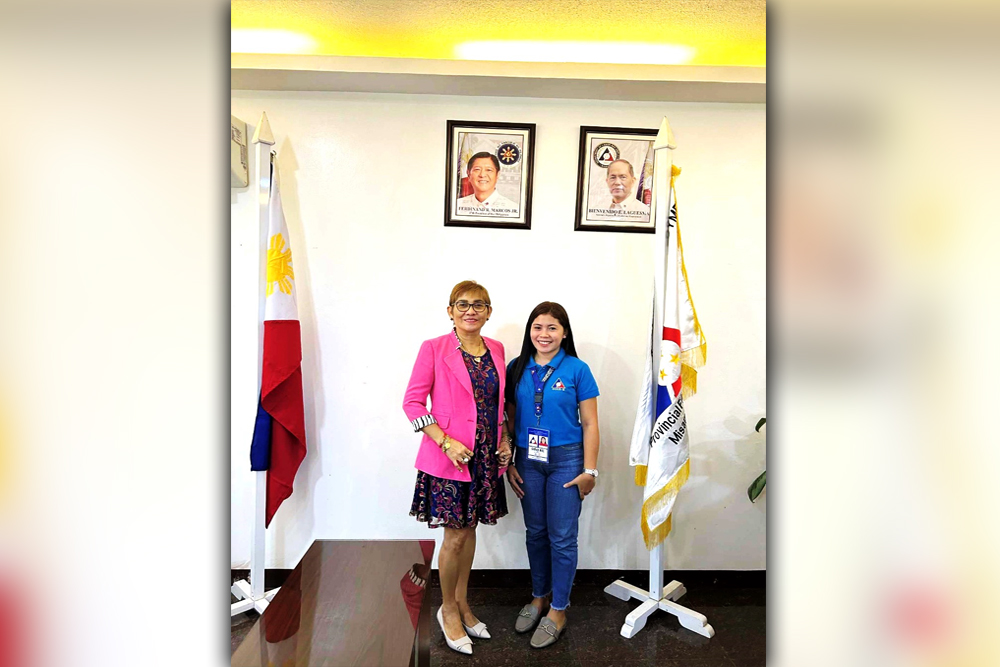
[252, 111, 275, 146]
[653, 116, 676, 150]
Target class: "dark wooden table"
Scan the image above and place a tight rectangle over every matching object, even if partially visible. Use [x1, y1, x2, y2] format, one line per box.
[232, 540, 434, 667]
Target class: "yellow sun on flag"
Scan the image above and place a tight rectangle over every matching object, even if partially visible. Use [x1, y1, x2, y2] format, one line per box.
[266, 232, 294, 296]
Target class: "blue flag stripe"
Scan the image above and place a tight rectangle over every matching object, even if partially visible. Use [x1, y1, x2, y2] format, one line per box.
[249, 398, 272, 471]
[655, 382, 673, 416]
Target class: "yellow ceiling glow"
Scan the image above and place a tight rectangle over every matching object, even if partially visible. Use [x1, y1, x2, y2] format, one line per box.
[231, 29, 318, 54]
[230, 0, 765, 67]
[455, 41, 696, 66]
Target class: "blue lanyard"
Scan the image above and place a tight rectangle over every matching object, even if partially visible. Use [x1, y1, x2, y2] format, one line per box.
[530, 366, 555, 425]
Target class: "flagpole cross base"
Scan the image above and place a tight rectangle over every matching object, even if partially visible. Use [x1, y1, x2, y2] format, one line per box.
[230, 578, 280, 617]
[604, 578, 714, 639]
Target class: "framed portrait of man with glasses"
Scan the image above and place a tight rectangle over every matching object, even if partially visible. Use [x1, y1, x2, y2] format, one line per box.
[574, 126, 657, 233]
[445, 120, 536, 230]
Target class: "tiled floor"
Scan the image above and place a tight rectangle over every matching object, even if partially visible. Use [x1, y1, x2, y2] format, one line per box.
[230, 606, 257, 656]
[231, 571, 765, 666]
[426, 572, 764, 667]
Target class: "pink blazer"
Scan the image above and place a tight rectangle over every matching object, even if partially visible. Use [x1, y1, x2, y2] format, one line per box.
[403, 333, 507, 482]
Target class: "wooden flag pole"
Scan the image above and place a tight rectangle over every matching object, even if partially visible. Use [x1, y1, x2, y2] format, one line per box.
[604, 117, 714, 640]
[231, 111, 281, 618]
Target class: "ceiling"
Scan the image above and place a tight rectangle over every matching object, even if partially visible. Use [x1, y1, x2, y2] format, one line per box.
[231, 0, 766, 68]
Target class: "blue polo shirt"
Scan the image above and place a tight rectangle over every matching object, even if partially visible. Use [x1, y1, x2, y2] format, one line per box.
[507, 349, 600, 447]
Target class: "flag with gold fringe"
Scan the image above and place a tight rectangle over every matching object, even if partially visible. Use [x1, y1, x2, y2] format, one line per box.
[628, 120, 706, 549]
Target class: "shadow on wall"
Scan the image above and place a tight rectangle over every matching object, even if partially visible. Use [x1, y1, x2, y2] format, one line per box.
[477, 321, 529, 569]
[672, 408, 766, 568]
[274, 137, 320, 566]
[575, 343, 647, 569]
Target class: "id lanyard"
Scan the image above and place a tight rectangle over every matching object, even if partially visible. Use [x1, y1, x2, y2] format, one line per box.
[530, 366, 555, 426]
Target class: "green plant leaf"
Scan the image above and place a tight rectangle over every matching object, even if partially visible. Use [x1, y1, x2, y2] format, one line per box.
[755, 417, 766, 432]
[748, 470, 766, 502]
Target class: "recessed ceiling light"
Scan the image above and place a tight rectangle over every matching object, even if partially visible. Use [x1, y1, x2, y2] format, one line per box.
[455, 41, 695, 66]
[232, 29, 317, 54]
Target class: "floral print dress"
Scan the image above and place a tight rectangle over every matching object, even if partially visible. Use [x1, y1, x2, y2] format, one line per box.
[410, 348, 508, 528]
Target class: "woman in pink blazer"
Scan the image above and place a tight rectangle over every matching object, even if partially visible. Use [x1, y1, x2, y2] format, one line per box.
[403, 280, 512, 656]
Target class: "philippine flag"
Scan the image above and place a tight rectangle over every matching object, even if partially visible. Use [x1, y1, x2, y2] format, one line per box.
[636, 142, 654, 206]
[458, 132, 475, 198]
[250, 160, 307, 527]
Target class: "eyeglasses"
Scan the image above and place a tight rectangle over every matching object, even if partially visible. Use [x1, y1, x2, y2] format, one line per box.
[452, 301, 490, 313]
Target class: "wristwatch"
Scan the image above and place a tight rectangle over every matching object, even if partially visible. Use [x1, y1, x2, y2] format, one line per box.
[584, 468, 599, 478]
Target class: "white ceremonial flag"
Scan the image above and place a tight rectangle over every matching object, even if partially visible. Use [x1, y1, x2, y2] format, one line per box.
[628, 117, 707, 549]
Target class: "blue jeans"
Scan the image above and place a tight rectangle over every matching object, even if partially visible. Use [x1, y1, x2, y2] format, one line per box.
[515, 443, 584, 610]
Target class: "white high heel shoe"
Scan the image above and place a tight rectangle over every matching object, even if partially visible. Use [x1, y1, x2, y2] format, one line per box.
[463, 619, 491, 639]
[437, 607, 473, 655]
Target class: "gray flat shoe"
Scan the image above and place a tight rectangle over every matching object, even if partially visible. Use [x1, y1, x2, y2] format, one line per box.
[515, 603, 542, 633]
[530, 617, 564, 648]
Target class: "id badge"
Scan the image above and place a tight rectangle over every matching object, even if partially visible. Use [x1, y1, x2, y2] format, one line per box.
[527, 427, 550, 463]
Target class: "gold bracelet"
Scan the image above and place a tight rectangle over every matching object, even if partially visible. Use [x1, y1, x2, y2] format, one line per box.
[440, 434, 451, 452]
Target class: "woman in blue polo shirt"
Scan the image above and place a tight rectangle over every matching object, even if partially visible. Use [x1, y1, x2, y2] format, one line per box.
[504, 302, 600, 649]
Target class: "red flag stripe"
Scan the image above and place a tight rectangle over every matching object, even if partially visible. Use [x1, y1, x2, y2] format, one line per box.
[260, 320, 306, 526]
[662, 326, 681, 346]
[265, 416, 306, 526]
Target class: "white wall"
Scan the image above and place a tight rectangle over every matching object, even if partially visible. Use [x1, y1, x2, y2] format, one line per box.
[231, 90, 766, 570]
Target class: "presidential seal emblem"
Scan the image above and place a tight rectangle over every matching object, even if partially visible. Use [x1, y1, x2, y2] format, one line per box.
[592, 142, 620, 168]
[496, 142, 521, 166]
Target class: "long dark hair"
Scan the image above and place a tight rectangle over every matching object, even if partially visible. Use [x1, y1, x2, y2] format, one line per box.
[505, 302, 578, 406]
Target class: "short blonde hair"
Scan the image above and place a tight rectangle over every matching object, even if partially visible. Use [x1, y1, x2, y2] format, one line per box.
[449, 280, 491, 306]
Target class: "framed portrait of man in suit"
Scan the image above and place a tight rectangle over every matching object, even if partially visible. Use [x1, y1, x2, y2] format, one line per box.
[575, 126, 657, 233]
[445, 120, 535, 230]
